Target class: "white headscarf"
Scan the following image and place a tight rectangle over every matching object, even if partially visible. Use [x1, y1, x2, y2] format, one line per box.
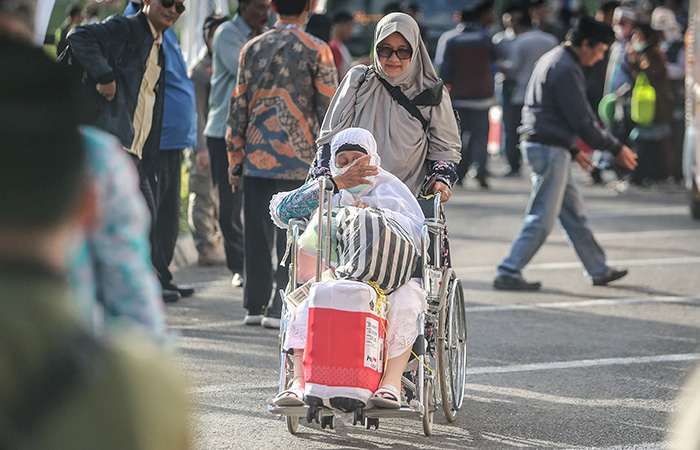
[330, 128, 424, 245]
[317, 13, 461, 194]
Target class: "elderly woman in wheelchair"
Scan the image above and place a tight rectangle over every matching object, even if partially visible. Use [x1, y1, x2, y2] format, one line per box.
[269, 128, 426, 409]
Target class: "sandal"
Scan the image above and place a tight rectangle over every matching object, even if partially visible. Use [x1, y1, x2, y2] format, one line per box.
[370, 384, 401, 409]
[272, 386, 305, 407]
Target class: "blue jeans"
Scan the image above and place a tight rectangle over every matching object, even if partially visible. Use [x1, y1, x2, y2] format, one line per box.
[497, 142, 608, 279]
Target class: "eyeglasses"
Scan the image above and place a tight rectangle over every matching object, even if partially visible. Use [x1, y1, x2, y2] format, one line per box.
[376, 45, 412, 60]
[161, 0, 186, 14]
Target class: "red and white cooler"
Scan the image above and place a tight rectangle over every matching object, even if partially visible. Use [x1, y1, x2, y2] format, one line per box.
[303, 279, 385, 410]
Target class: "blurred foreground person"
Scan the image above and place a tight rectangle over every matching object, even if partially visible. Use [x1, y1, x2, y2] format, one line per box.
[0, 38, 190, 450]
[494, 17, 637, 291]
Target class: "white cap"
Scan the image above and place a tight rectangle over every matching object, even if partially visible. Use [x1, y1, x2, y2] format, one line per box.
[651, 6, 680, 33]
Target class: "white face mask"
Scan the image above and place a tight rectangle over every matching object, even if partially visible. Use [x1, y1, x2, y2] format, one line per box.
[632, 42, 646, 52]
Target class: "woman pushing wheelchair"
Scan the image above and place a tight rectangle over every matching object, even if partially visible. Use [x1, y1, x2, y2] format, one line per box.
[269, 128, 425, 409]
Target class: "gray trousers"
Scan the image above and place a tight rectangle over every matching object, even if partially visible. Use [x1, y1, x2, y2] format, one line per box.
[185, 148, 220, 252]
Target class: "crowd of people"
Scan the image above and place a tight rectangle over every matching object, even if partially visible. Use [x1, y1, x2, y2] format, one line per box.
[0, 0, 694, 443]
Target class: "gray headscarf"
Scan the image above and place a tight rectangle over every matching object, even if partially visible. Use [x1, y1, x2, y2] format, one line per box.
[317, 13, 461, 194]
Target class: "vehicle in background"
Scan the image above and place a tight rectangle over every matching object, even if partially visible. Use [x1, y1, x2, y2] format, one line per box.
[684, 0, 700, 219]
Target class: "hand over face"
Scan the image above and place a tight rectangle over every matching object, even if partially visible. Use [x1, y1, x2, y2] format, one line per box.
[333, 154, 379, 190]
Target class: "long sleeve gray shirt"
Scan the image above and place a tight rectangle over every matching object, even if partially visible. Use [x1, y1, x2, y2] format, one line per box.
[203, 15, 256, 139]
[503, 29, 558, 105]
[519, 45, 622, 155]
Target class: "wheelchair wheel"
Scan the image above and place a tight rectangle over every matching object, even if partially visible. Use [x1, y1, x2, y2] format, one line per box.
[437, 272, 467, 422]
[421, 373, 434, 436]
[286, 415, 299, 434]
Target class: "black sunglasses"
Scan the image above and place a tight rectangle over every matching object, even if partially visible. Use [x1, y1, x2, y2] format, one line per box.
[376, 45, 412, 60]
[161, 0, 186, 14]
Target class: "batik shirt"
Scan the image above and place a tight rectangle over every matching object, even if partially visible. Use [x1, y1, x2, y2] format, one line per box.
[226, 23, 338, 181]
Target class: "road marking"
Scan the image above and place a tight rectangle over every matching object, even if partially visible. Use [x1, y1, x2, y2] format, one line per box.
[170, 295, 700, 330]
[455, 256, 700, 274]
[466, 295, 700, 312]
[189, 353, 700, 395]
[467, 353, 700, 375]
[560, 444, 665, 450]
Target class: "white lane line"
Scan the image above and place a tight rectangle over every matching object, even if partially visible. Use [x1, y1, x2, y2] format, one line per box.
[549, 228, 700, 241]
[192, 383, 278, 395]
[173, 320, 242, 330]
[587, 206, 688, 218]
[189, 353, 700, 395]
[561, 444, 665, 450]
[466, 295, 700, 312]
[170, 295, 700, 330]
[467, 353, 700, 375]
[455, 256, 700, 274]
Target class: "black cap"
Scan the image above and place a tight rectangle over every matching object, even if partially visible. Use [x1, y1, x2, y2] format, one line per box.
[461, 0, 494, 22]
[576, 15, 615, 45]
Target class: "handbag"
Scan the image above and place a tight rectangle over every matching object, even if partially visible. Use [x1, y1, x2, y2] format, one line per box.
[335, 206, 418, 293]
[631, 71, 656, 127]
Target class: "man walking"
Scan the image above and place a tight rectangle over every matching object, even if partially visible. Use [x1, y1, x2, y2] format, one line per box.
[493, 16, 638, 291]
[435, 0, 496, 188]
[204, 0, 271, 288]
[187, 14, 228, 267]
[227, 0, 337, 328]
[500, 12, 557, 177]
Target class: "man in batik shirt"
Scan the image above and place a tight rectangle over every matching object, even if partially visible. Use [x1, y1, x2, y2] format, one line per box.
[227, 0, 337, 329]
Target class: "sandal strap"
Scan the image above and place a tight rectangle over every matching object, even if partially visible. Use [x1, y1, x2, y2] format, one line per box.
[276, 386, 304, 399]
[373, 384, 400, 401]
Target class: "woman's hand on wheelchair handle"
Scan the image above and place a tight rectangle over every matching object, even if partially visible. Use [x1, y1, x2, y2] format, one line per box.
[332, 155, 378, 191]
[430, 181, 451, 202]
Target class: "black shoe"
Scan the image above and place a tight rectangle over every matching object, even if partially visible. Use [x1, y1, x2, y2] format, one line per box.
[477, 177, 489, 189]
[493, 274, 541, 291]
[592, 268, 628, 286]
[163, 289, 180, 303]
[163, 282, 195, 297]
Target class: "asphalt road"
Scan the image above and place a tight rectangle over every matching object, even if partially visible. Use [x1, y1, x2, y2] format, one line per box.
[167, 161, 700, 450]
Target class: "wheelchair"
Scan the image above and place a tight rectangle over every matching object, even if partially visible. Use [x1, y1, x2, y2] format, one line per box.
[268, 186, 467, 436]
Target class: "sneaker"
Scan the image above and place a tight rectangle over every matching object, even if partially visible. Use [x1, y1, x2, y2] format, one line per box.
[231, 273, 244, 288]
[493, 274, 541, 291]
[261, 317, 281, 329]
[592, 268, 628, 286]
[243, 314, 263, 325]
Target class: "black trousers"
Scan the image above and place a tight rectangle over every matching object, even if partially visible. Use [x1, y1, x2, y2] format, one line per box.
[243, 176, 303, 317]
[149, 149, 182, 287]
[207, 137, 244, 274]
[503, 103, 523, 173]
[130, 153, 156, 223]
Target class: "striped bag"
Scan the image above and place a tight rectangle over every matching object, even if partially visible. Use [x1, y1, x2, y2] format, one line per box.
[335, 206, 418, 293]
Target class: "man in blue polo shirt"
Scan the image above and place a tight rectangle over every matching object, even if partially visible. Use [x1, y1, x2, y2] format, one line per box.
[126, 1, 197, 302]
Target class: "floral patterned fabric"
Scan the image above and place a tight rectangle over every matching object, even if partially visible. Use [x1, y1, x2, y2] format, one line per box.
[226, 23, 338, 180]
[66, 126, 167, 343]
